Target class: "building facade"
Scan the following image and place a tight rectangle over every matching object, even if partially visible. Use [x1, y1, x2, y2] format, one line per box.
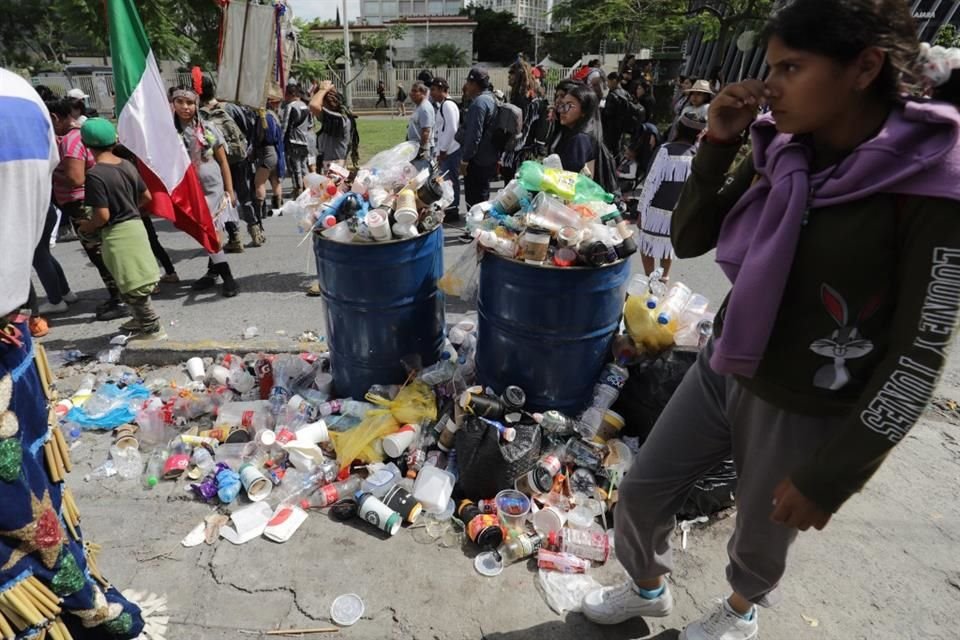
[360, 0, 465, 25]
[473, 0, 554, 34]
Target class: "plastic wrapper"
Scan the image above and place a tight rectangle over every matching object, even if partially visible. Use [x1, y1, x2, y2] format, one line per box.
[536, 569, 602, 615]
[328, 410, 399, 469]
[366, 380, 437, 425]
[438, 242, 482, 303]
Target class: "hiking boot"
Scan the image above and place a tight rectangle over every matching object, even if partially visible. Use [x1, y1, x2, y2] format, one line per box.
[96, 300, 129, 321]
[680, 599, 758, 640]
[248, 224, 265, 247]
[224, 238, 244, 253]
[582, 581, 674, 626]
[118, 318, 142, 333]
[214, 262, 239, 298]
[29, 317, 49, 338]
[159, 273, 180, 284]
[128, 322, 167, 342]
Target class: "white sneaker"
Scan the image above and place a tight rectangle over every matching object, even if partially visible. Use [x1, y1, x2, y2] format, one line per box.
[681, 599, 758, 640]
[582, 581, 674, 625]
[38, 301, 69, 315]
[63, 291, 79, 304]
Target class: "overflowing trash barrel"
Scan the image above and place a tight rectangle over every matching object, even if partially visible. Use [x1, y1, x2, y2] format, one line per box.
[314, 226, 445, 399]
[476, 253, 631, 414]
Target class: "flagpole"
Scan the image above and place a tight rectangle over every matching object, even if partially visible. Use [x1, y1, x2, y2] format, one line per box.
[342, 0, 353, 109]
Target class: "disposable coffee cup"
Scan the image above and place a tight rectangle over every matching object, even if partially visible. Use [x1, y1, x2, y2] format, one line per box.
[186, 357, 206, 382]
[394, 208, 418, 226]
[367, 209, 393, 241]
[382, 423, 420, 459]
[296, 420, 329, 444]
[532, 505, 566, 535]
[384, 485, 423, 524]
[208, 365, 230, 386]
[239, 464, 272, 502]
[314, 372, 333, 395]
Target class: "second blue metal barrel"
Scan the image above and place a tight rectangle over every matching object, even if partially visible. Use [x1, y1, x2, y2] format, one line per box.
[476, 253, 631, 414]
[314, 227, 445, 399]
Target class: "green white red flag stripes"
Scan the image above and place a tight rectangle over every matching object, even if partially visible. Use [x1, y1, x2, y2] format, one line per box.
[106, 0, 220, 253]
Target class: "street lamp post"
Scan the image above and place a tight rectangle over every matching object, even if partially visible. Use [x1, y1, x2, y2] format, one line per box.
[342, 0, 353, 109]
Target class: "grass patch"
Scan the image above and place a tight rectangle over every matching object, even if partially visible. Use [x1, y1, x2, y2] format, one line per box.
[356, 117, 408, 165]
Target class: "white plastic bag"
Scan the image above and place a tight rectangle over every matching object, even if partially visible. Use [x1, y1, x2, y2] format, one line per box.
[438, 241, 481, 303]
[536, 569, 603, 615]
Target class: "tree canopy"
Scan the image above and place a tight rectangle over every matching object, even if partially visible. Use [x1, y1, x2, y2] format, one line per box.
[292, 19, 407, 86]
[419, 43, 469, 68]
[460, 6, 534, 65]
[0, 0, 221, 72]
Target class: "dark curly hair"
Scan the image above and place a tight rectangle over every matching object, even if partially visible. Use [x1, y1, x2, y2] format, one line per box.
[761, 0, 920, 102]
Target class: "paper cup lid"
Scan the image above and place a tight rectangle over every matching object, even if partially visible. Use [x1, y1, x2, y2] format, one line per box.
[331, 593, 365, 626]
[474, 551, 503, 577]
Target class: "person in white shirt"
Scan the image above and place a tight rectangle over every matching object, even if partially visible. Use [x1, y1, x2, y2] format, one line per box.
[429, 77, 461, 222]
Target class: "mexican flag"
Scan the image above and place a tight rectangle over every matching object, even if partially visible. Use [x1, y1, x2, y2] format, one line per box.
[106, 0, 220, 253]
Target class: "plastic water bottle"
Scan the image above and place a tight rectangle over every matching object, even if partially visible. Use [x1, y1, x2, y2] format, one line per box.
[657, 283, 693, 329]
[111, 445, 143, 480]
[420, 353, 457, 386]
[268, 360, 293, 417]
[143, 451, 166, 489]
[576, 363, 630, 439]
[340, 399, 376, 418]
[191, 447, 216, 477]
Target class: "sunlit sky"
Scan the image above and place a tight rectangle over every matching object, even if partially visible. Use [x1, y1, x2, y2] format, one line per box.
[292, 0, 476, 21]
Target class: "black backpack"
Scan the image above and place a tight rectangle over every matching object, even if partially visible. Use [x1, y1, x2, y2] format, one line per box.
[491, 102, 523, 153]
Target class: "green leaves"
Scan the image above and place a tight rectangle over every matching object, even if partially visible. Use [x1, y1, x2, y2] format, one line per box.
[419, 43, 469, 67]
[460, 6, 534, 65]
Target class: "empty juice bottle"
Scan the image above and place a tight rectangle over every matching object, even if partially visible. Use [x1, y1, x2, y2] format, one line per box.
[301, 475, 362, 509]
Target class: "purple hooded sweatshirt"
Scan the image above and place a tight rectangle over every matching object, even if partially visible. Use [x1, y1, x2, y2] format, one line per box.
[712, 99, 960, 377]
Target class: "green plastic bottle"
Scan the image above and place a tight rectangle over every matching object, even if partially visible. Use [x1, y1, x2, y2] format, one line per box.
[516, 161, 613, 204]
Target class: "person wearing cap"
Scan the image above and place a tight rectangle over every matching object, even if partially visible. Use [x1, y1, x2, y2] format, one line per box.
[430, 77, 461, 221]
[406, 81, 435, 166]
[457, 66, 499, 207]
[635, 112, 705, 281]
[65, 87, 93, 125]
[76, 118, 165, 338]
[680, 79, 713, 121]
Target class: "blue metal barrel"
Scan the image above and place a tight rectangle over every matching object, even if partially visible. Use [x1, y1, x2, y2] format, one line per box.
[314, 227, 444, 399]
[476, 253, 630, 414]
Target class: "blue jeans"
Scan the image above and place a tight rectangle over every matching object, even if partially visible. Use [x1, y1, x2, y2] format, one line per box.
[440, 148, 462, 214]
[33, 204, 71, 304]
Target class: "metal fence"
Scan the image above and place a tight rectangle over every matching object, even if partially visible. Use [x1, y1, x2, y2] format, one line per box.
[33, 66, 579, 113]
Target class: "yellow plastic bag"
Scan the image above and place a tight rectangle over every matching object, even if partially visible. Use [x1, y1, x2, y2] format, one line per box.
[366, 380, 437, 425]
[328, 410, 399, 469]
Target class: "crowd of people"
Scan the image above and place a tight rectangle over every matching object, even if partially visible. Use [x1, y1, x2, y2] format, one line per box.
[23, 75, 365, 339]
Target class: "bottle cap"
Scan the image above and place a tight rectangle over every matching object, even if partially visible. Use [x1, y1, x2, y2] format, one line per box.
[474, 550, 504, 577]
[501, 385, 526, 411]
[553, 247, 577, 267]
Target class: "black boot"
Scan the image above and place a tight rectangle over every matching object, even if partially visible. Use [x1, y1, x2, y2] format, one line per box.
[214, 262, 239, 298]
[192, 258, 219, 291]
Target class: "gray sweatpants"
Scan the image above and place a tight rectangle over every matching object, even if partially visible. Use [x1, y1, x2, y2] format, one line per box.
[614, 341, 843, 606]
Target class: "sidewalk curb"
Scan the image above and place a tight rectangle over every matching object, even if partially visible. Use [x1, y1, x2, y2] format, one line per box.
[119, 338, 328, 367]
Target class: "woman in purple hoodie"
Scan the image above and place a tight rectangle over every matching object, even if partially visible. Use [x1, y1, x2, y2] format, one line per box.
[583, 1, 960, 639]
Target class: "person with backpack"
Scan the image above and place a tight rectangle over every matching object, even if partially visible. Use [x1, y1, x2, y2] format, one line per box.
[457, 66, 499, 207]
[199, 77, 263, 249]
[282, 83, 312, 199]
[582, 2, 960, 638]
[255, 91, 286, 217]
[430, 77, 462, 221]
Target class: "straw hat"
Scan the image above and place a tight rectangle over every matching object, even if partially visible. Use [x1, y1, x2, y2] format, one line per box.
[684, 79, 715, 95]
